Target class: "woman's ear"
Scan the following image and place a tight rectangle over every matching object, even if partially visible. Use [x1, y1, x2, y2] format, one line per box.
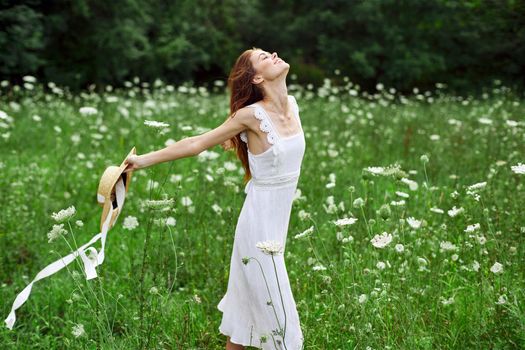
[252, 74, 263, 85]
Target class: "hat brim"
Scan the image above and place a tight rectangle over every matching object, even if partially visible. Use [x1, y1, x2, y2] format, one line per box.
[99, 147, 136, 231]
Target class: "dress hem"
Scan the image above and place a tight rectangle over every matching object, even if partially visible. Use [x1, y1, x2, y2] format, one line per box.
[218, 326, 263, 349]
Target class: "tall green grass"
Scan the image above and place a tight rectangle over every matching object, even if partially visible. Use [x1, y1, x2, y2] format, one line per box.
[1, 77, 524, 349]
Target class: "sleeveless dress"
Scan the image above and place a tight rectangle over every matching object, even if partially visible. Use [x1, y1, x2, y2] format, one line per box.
[217, 95, 306, 349]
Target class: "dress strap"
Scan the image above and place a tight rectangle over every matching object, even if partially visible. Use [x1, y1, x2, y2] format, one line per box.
[239, 104, 278, 145]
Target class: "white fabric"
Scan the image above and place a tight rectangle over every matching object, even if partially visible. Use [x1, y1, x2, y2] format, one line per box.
[4, 178, 126, 330]
[218, 95, 306, 349]
[97, 193, 105, 204]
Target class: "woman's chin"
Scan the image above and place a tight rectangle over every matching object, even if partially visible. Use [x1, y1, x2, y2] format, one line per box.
[279, 63, 290, 71]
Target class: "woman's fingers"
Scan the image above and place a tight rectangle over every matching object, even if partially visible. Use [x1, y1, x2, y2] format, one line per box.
[123, 156, 137, 173]
[122, 154, 145, 173]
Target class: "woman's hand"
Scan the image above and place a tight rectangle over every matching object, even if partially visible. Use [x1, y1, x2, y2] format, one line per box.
[123, 154, 147, 173]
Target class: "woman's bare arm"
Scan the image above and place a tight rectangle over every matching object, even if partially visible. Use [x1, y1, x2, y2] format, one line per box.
[125, 108, 253, 171]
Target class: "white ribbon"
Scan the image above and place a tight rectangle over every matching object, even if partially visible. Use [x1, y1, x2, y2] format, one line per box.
[4, 178, 126, 330]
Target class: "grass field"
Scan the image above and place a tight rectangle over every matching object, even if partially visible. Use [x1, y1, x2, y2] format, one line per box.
[1, 77, 524, 349]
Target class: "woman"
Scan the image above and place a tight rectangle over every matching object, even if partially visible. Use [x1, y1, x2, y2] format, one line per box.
[124, 47, 305, 350]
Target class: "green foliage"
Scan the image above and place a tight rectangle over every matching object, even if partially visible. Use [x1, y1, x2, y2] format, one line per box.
[0, 2, 46, 75]
[0, 80, 524, 348]
[0, 0, 523, 93]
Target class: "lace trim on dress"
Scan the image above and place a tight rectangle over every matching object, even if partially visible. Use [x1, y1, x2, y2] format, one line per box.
[239, 104, 278, 145]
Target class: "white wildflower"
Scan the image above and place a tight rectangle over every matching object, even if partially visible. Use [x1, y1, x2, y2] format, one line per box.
[490, 261, 503, 274]
[406, 217, 422, 229]
[293, 188, 307, 202]
[147, 180, 159, 190]
[353, 197, 364, 208]
[181, 196, 193, 207]
[440, 241, 457, 252]
[256, 240, 284, 256]
[467, 182, 487, 191]
[447, 206, 464, 217]
[170, 174, 183, 183]
[142, 198, 174, 209]
[51, 205, 76, 222]
[390, 200, 405, 206]
[326, 182, 336, 189]
[395, 191, 409, 198]
[370, 232, 393, 248]
[71, 323, 85, 337]
[298, 210, 311, 221]
[478, 117, 493, 125]
[333, 217, 358, 227]
[22, 75, 37, 83]
[211, 203, 223, 214]
[511, 163, 525, 174]
[358, 294, 368, 304]
[144, 120, 170, 129]
[395, 243, 404, 253]
[224, 161, 237, 171]
[341, 235, 354, 244]
[294, 226, 314, 240]
[47, 224, 68, 243]
[312, 264, 327, 271]
[495, 295, 507, 305]
[197, 150, 220, 161]
[166, 217, 177, 226]
[476, 235, 486, 245]
[440, 296, 455, 305]
[401, 178, 418, 191]
[430, 207, 444, 214]
[464, 223, 480, 233]
[417, 257, 428, 266]
[376, 261, 386, 270]
[122, 216, 139, 230]
[79, 106, 98, 116]
[364, 166, 385, 175]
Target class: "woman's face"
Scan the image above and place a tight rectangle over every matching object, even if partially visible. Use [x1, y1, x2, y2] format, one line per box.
[250, 49, 289, 84]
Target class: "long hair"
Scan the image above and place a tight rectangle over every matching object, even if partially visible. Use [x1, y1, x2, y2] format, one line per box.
[220, 47, 265, 185]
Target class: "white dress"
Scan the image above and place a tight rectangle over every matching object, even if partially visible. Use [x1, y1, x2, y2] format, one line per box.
[217, 95, 306, 349]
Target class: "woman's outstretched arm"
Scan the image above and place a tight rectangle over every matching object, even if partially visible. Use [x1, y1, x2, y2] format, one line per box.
[123, 107, 253, 172]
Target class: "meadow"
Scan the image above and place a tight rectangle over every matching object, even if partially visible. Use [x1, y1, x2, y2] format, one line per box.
[0, 76, 524, 349]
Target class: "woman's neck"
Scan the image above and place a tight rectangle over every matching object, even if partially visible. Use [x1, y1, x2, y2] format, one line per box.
[261, 80, 289, 116]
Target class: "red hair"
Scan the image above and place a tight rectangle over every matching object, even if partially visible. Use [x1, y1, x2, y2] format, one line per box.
[221, 47, 265, 185]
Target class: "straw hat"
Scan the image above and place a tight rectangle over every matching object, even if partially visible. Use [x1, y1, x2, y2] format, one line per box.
[96, 147, 136, 231]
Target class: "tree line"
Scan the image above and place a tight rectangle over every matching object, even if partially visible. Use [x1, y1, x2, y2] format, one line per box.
[1, 0, 524, 94]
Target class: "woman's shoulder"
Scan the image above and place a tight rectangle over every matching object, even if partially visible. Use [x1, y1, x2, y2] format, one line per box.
[233, 105, 262, 134]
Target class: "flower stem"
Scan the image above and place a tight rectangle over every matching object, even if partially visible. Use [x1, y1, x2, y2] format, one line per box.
[271, 255, 288, 349]
[248, 257, 283, 334]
